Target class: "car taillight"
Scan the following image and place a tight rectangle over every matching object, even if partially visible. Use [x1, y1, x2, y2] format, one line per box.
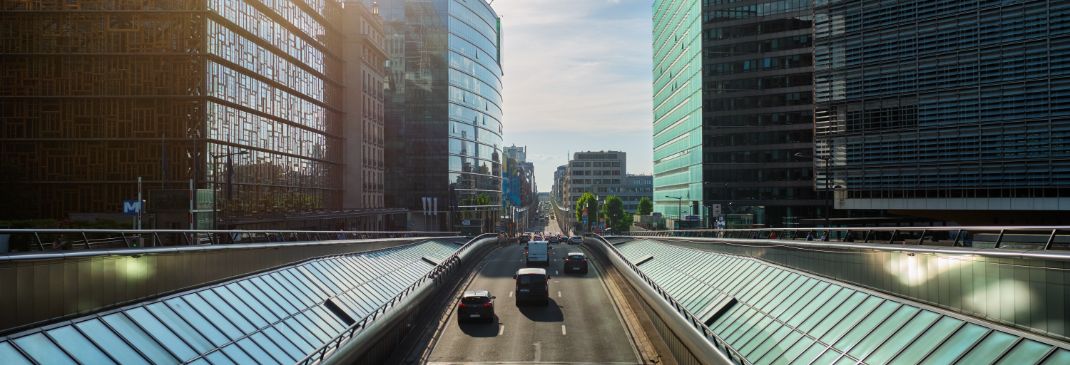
[458, 303, 466, 308]
[482, 302, 492, 308]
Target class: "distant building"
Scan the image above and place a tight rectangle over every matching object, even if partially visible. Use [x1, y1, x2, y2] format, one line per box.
[552, 165, 567, 205]
[504, 145, 527, 165]
[620, 175, 653, 213]
[380, 0, 504, 232]
[814, 1, 1070, 224]
[342, 1, 390, 229]
[0, 0, 394, 229]
[564, 151, 626, 209]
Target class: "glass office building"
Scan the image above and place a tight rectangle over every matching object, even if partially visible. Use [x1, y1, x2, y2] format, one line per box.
[380, 0, 503, 232]
[653, 0, 821, 226]
[0, 0, 345, 228]
[652, 0, 704, 220]
[814, 1, 1070, 224]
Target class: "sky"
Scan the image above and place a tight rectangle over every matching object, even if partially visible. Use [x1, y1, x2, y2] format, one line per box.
[494, 0, 654, 190]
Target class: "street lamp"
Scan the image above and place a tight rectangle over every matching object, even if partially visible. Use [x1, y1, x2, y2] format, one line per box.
[794, 151, 832, 228]
[211, 150, 248, 229]
[664, 195, 683, 221]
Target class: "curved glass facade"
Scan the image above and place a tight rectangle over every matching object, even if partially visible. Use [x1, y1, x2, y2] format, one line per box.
[447, 0, 503, 231]
[382, 0, 502, 232]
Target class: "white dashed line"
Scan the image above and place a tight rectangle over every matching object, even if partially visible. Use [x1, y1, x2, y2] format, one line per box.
[498, 324, 505, 336]
[508, 291, 513, 298]
[561, 324, 567, 336]
[557, 291, 562, 298]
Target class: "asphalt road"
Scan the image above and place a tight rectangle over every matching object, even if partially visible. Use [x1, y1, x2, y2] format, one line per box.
[425, 217, 641, 364]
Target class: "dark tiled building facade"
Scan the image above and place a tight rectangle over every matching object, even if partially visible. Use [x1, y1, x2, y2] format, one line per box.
[0, 0, 345, 227]
[814, 0, 1070, 223]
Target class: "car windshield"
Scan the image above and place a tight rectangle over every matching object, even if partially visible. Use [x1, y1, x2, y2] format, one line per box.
[461, 296, 489, 304]
[517, 275, 545, 285]
[568, 255, 585, 260]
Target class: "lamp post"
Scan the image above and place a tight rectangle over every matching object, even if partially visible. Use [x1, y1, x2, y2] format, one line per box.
[664, 195, 683, 227]
[211, 150, 248, 230]
[794, 151, 832, 228]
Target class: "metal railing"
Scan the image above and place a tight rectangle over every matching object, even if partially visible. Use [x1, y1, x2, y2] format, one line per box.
[590, 234, 748, 365]
[0, 229, 460, 252]
[622, 226, 1070, 250]
[296, 233, 499, 365]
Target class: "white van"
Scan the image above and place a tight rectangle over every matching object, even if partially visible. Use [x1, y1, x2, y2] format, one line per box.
[526, 240, 549, 266]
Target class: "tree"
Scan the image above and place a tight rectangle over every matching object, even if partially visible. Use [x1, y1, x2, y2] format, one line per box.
[637, 197, 653, 215]
[574, 192, 599, 232]
[603, 196, 630, 232]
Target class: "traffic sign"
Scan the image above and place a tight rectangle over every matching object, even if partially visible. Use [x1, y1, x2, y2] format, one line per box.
[123, 200, 141, 216]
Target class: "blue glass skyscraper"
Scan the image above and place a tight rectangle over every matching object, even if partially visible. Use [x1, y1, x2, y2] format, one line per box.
[379, 0, 504, 231]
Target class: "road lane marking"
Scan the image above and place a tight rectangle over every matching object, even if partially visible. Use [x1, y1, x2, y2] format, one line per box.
[557, 291, 561, 298]
[561, 324, 567, 336]
[508, 291, 513, 298]
[534, 342, 542, 362]
[498, 324, 505, 336]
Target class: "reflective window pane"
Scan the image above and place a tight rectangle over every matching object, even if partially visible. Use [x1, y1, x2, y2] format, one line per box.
[12, 333, 76, 365]
[996, 339, 1052, 365]
[46, 326, 116, 365]
[205, 350, 236, 365]
[206, 288, 267, 329]
[889, 317, 962, 365]
[161, 299, 229, 347]
[123, 308, 199, 361]
[182, 294, 244, 340]
[101, 313, 179, 364]
[1042, 349, 1070, 364]
[0, 342, 33, 365]
[847, 306, 919, 360]
[146, 302, 214, 354]
[920, 323, 988, 365]
[251, 332, 296, 364]
[74, 319, 150, 365]
[236, 338, 280, 365]
[222, 284, 280, 323]
[956, 331, 1019, 364]
[865, 310, 939, 364]
[221, 344, 257, 365]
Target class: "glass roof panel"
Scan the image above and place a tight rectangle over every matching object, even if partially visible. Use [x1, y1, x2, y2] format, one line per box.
[46, 326, 116, 365]
[618, 239, 1070, 365]
[73, 319, 150, 365]
[12, 333, 76, 365]
[920, 323, 989, 365]
[0, 342, 32, 365]
[956, 331, 1020, 365]
[995, 339, 1052, 365]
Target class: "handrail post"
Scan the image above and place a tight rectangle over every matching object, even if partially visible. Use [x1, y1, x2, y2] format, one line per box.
[1045, 229, 1057, 250]
[953, 229, 962, 247]
[917, 229, 927, 245]
[81, 232, 91, 249]
[995, 229, 1005, 248]
[888, 229, 897, 245]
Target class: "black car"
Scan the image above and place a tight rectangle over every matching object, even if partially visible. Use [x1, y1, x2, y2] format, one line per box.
[564, 252, 589, 274]
[457, 290, 496, 323]
[548, 236, 559, 244]
[514, 268, 550, 306]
